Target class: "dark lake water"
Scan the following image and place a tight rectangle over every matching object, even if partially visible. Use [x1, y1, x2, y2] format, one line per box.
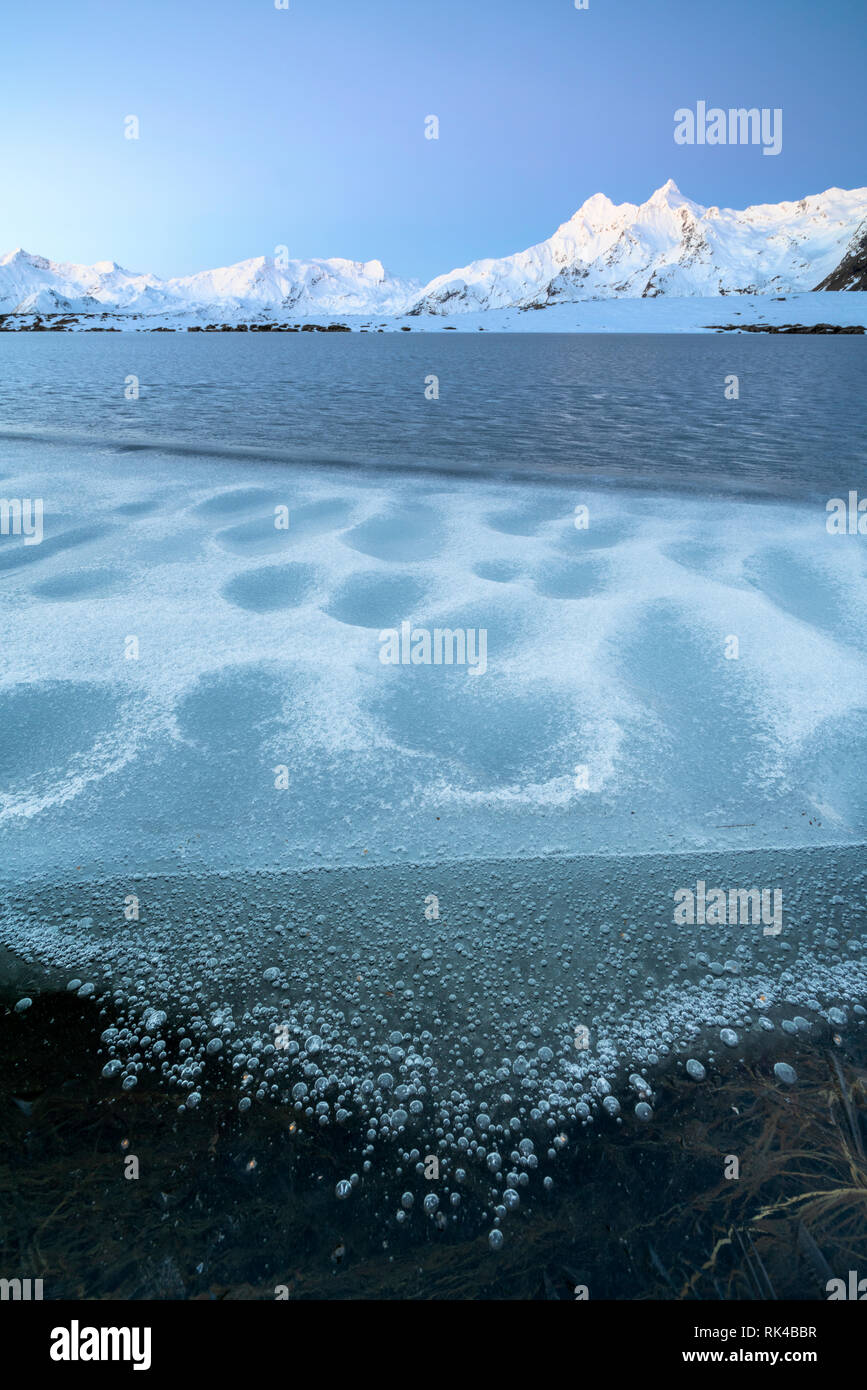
[0, 333, 864, 498]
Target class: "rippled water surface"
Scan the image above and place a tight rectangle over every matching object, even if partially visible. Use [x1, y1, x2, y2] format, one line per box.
[0, 333, 865, 496]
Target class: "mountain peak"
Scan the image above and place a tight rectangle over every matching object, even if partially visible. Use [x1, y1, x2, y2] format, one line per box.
[578, 191, 615, 213]
[560, 190, 632, 236]
[1, 247, 50, 269]
[648, 178, 684, 204]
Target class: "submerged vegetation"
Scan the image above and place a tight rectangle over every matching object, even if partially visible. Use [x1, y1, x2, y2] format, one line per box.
[671, 1048, 867, 1300]
[1, 986, 864, 1300]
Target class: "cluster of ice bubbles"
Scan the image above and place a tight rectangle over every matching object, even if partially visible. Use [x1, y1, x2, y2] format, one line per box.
[3, 850, 867, 1251]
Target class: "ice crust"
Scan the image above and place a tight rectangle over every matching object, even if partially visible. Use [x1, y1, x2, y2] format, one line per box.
[1, 440, 867, 878]
[1, 849, 865, 1220]
[2, 438, 867, 1220]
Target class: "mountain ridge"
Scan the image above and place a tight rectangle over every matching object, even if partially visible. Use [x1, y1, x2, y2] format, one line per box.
[2, 182, 866, 321]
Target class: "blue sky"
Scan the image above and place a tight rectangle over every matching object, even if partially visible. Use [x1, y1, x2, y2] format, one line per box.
[1, 0, 864, 280]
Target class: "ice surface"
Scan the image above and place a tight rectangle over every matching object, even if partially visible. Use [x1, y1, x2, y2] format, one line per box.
[1, 438, 867, 876]
[1, 848, 865, 1201]
[2, 430, 866, 1210]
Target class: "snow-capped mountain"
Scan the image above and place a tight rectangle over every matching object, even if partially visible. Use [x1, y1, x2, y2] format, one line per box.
[167, 256, 417, 316]
[0, 248, 417, 318]
[409, 181, 867, 313]
[1, 182, 865, 323]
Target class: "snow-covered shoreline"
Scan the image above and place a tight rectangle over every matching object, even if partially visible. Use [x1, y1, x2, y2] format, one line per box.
[1, 290, 864, 333]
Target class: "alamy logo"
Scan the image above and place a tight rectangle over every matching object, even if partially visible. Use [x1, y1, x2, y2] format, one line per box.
[674, 880, 783, 935]
[0, 497, 43, 545]
[674, 102, 782, 156]
[826, 1271, 867, 1299]
[50, 1321, 152, 1371]
[826, 492, 867, 535]
[0, 1277, 43, 1299]
[379, 622, 488, 676]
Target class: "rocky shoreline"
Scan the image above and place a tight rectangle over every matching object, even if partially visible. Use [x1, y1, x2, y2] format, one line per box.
[0, 314, 356, 333]
[708, 322, 864, 334]
[2, 313, 864, 335]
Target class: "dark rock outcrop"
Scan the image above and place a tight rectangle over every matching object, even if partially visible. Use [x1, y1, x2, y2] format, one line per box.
[814, 220, 867, 291]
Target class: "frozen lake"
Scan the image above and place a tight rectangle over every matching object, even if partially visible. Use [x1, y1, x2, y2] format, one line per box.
[1, 333, 865, 1233]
